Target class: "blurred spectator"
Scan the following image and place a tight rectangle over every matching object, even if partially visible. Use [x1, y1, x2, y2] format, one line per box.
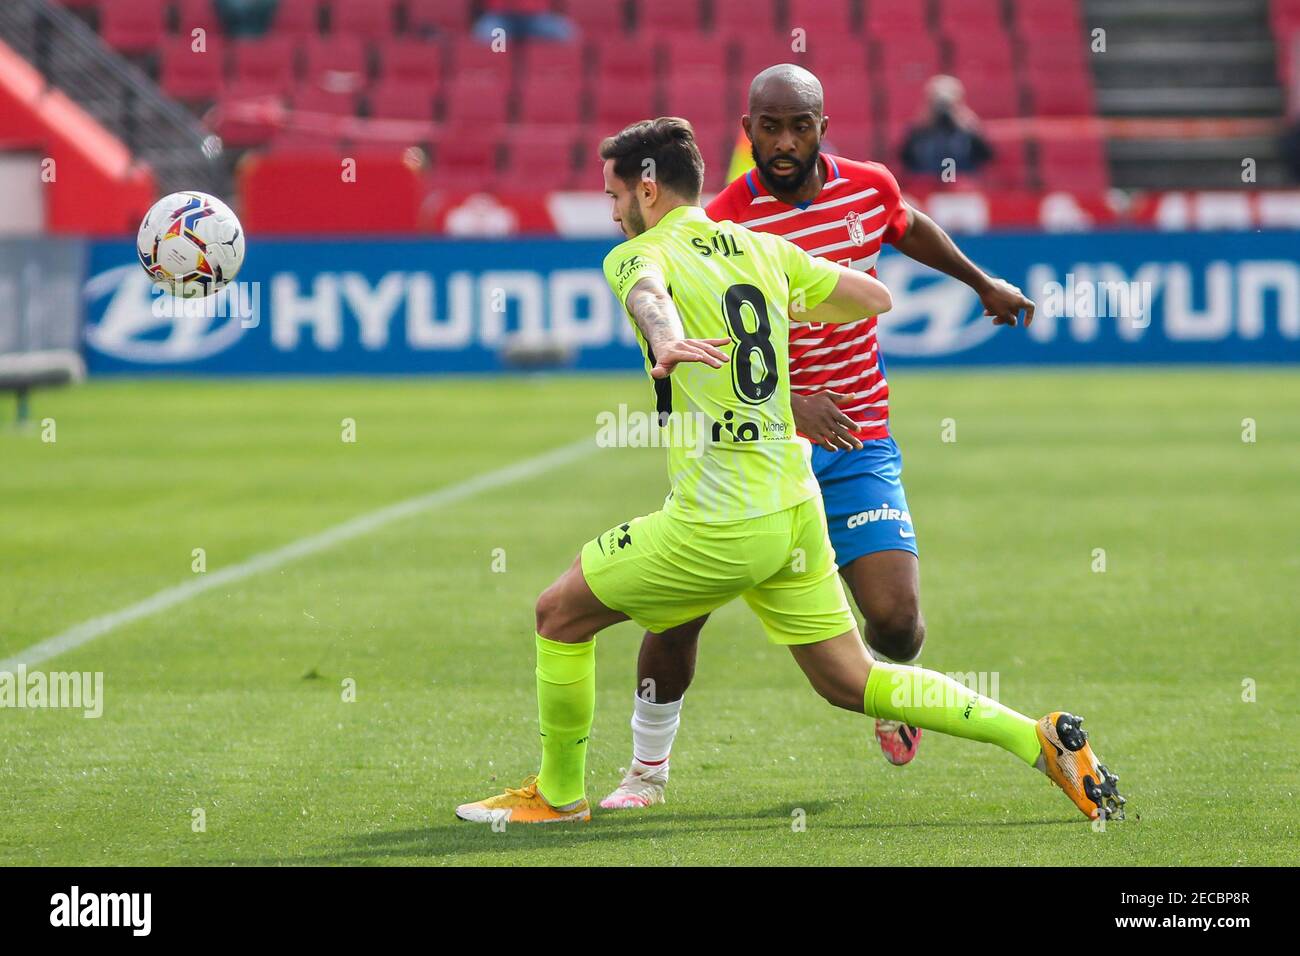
[214, 0, 277, 37]
[474, 0, 575, 43]
[900, 75, 993, 180]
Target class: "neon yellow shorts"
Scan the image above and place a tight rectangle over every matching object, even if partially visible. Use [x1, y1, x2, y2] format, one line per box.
[580, 496, 855, 645]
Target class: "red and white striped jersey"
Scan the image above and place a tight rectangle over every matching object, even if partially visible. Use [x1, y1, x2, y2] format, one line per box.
[706, 154, 910, 441]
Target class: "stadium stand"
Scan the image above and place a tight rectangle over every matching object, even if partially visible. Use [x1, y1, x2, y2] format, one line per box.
[38, 0, 1111, 200]
[0, 0, 220, 196]
[1092, 0, 1286, 187]
[15, 0, 1291, 228]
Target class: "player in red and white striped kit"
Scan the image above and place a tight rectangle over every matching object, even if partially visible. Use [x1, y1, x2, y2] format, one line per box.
[602, 64, 1036, 810]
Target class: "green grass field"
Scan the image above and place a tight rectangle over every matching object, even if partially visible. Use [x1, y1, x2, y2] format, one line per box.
[1, 369, 1296, 865]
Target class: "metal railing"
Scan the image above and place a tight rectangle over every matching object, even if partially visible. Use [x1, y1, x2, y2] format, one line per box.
[0, 0, 228, 197]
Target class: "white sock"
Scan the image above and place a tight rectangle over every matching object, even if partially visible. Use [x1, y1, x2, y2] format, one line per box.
[630, 693, 682, 772]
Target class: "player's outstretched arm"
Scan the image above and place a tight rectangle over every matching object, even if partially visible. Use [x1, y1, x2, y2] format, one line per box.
[625, 276, 731, 379]
[895, 206, 1035, 327]
[796, 267, 893, 326]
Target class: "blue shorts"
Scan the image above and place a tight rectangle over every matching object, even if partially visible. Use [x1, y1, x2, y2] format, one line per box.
[810, 436, 918, 567]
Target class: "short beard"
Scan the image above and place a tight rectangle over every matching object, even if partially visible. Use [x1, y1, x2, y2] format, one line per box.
[752, 144, 820, 195]
[623, 199, 648, 237]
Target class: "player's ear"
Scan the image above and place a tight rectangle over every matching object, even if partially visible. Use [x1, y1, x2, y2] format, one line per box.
[639, 174, 658, 207]
[819, 115, 829, 138]
[741, 115, 753, 142]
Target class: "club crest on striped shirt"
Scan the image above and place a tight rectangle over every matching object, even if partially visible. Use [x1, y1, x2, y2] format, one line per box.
[845, 210, 868, 247]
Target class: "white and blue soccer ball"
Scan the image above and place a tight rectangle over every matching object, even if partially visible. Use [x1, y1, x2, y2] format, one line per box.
[136, 190, 245, 298]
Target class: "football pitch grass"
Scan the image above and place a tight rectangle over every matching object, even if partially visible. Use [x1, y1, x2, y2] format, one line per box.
[1, 369, 1296, 866]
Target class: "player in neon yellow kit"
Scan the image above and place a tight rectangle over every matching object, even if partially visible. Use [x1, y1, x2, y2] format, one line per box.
[455, 118, 1124, 825]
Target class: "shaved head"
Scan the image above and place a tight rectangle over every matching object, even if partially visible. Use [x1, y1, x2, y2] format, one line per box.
[748, 64, 824, 115]
[744, 64, 828, 198]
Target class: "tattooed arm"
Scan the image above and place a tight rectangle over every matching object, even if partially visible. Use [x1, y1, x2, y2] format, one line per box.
[624, 276, 731, 379]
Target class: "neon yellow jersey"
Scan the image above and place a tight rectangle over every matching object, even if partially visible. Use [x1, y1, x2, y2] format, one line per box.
[603, 204, 842, 523]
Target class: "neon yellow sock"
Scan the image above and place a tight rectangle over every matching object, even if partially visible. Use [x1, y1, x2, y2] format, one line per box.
[535, 633, 595, 807]
[864, 661, 1041, 766]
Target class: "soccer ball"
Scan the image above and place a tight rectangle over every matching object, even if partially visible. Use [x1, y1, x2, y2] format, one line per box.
[136, 191, 245, 298]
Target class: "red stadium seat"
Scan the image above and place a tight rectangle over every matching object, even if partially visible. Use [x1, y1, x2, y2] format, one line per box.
[882, 115, 915, 157]
[787, 0, 855, 38]
[293, 84, 359, 116]
[982, 138, 1029, 189]
[821, 68, 873, 123]
[1012, 0, 1084, 37]
[949, 31, 1016, 76]
[1026, 75, 1095, 116]
[881, 76, 928, 125]
[1024, 35, 1088, 72]
[1037, 135, 1109, 192]
[214, 80, 288, 146]
[738, 36, 813, 81]
[563, 0, 629, 36]
[160, 35, 226, 102]
[269, 126, 346, 152]
[595, 41, 657, 83]
[99, 0, 165, 55]
[331, 0, 396, 37]
[302, 35, 369, 88]
[808, 36, 869, 74]
[593, 78, 657, 131]
[576, 125, 609, 172]
[503, 126, 580, 189]
[881, 70, 929, 108]
[269, 0, 321, 36]
[434, 130, 503, 188]
[375, 38, 444, 84]
[824, 123, 871, 162]
[861, 0, 927, 39]
[368, 79, 438, 120]
[661, 35, 732, 80]
[871, 34, 941, 88]
[407, 0, 475, 35]
[521, 40, 588, 80]
[712, 0, 778, 36]
[174, 0, 223, 36]
[633, 0, 702, 37]
[689, 118, 731, 190]
[518, 76, 586, 126]
[958, 73, 1022, 119]
[220, 76, 289, 102]
[441, 75, 510, 128]
[450, 38, 514, 82]
[936, 0, 1004, 31]
[664, 73, 728, 127]
[231, 36, 298, 92]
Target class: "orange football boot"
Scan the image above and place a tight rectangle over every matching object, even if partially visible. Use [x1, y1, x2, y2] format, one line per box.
[1036, 712, 1126, 821]
[455, 775, 591, 825]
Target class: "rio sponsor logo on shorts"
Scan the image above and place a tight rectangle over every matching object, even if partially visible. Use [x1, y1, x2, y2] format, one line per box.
[846, 502, 913, 534]
[595, 404, 788, 459]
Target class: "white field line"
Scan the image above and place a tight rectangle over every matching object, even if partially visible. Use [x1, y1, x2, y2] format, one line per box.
[0, 437, 597, 672]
